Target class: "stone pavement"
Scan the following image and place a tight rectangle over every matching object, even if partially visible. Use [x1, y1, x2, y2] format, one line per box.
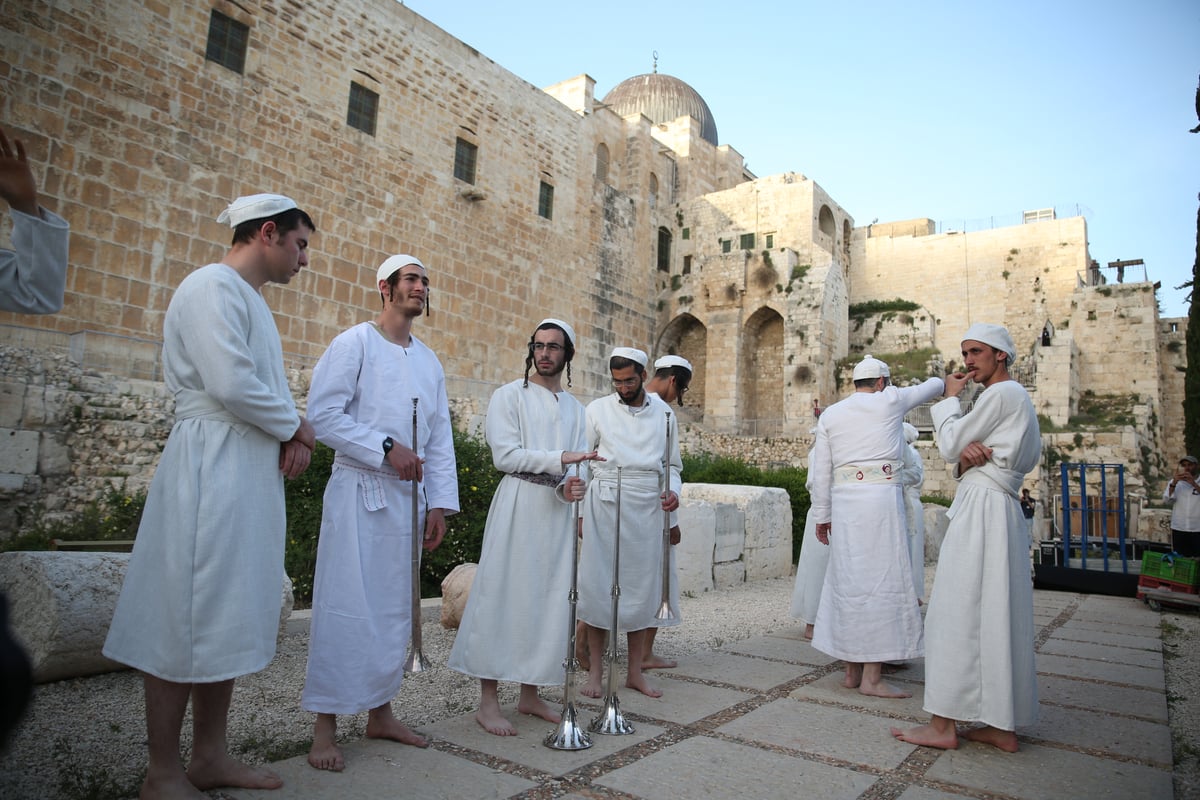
[228, 590, 1174, 800]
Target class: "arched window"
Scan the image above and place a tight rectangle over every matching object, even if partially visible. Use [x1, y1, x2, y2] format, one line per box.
[818, 205, 836, 238]
[649, 173, 658, 209]
[595, 143, 609, 184]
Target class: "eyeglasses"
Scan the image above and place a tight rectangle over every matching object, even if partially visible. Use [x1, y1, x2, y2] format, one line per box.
[532, 342, 564, 353]
[611, 377, 641, 388]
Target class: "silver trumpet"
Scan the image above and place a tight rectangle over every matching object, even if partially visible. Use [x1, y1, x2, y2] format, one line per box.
[545, 464, 593, 750]
[404, 397, 431, 674]
[655, 411, 676, 622]
[590, 467, 635, 735]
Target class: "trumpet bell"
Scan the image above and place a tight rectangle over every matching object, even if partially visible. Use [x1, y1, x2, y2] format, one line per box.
[589, 693, 635, 735]
[544, 703, 594, 750]
[404, 648, 431, 674]
[654, 600, 676, 622]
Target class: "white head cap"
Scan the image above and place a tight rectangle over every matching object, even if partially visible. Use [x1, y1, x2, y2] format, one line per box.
[654, 354, 693, 374]
[962, 322, 1017, 364]
[216, 193, 298, 227]
[537, 318, 576, 347]
[376, 254, 427, 286]
[903, 422, 919, 444]
[610, 347, 648, 368]
[852, 354, 891, 381]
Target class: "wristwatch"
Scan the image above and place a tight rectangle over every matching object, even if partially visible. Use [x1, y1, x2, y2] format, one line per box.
[382, 436, 394, 455]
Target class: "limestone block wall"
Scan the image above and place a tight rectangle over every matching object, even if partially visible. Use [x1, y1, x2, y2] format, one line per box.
[849, 216, 1088, 355]
[680, 483, 792, 583]
[1028, 334, 1079, 426]
[847, 307, 936, 354]
[1157, 318, 1188, 456]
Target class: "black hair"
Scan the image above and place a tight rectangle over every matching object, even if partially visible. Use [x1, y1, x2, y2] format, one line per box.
[522, 322, 574, 387]
[379, 264, 431, 315]
[609, 355, 645, 375]
[653, 365, 692, 406]
[230, 207, 316, 246]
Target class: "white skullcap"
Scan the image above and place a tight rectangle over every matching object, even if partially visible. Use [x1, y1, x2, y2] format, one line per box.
[537, 318, 576, 347]
[852, 354, 891, 381]
[376, 254, 427, 286]
[903, 422, 919, 444]
[654, 354, 693, 373]
[216, 193, 298, 227]
[962, 323, 1017, 364]
[610, 347, 648, 367]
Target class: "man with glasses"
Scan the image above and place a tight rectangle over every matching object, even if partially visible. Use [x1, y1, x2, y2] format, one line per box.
[577, 348, 681, 699]
[448, 319, 598, 735]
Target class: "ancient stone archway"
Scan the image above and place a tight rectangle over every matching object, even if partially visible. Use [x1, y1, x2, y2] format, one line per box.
[741, 307, 785, 435]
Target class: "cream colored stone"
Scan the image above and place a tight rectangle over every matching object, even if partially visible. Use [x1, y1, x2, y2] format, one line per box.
[439, 562, 476, 629]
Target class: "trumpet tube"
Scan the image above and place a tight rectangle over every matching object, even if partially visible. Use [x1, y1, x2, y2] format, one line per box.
[545, 464, 593, 750]
[590, 466, 634, 735]
[655, 411, 676, 622]
[404, 397, 430, 674]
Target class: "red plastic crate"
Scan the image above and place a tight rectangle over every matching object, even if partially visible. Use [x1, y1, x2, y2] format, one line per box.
[1136, 574, 1200, 600]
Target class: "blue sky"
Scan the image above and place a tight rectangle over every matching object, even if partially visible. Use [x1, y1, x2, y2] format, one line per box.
[407, 0, 1198, 318]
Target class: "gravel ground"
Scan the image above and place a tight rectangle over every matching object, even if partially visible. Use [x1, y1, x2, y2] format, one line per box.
[1, 575, 1197, 800]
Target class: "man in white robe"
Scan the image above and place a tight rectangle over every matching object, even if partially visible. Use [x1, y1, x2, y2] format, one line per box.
[103, 193, 317, 797]
[789, 433, 825, 639]
[577, 348, 681, 699]
[811, 355, 944, 697]
[900, 422, 927, 601]
[0, 124, 68, 314]
[892, 323, 1041, 752]
[448, 318, 597, 736]
[302, 255, 459, 771]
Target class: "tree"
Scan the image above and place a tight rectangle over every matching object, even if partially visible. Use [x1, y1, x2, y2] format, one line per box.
[1186, 193, 1199, 457]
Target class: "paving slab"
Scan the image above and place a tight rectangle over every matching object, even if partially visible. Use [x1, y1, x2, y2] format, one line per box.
[1038, 674, 1168, 721]
[576, 674, 756, 725]
[720, 632, 840, 665]
[421, 706, 664, 777]
[594, 734, 878, 800]
[225, 737, 536, 799]
[1037, 637, 1163, 669]
[923, 741, 1172, 800]
[898, 787, 978, 800]
[788, 671, 927, 720]
[1049, 624, 1161, 651]
[716, 696, 917, 770]
[1037, 652, 1164, 689]
[1055, 614, 1157, 637]
[666, 648, 813, 691]
[1024, 703, 1172, 764]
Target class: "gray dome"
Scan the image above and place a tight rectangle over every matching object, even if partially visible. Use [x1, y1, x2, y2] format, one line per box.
[602, 73, 718, 146]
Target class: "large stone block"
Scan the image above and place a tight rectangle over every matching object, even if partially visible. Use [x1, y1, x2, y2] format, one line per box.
[675, 500, 716, 595]
[439, 562, 476, 629]
[923, 504, 950, 563]
[682, 484, 792, 581]
[0, 429, 38, 474]
[0, 551, 294, 683]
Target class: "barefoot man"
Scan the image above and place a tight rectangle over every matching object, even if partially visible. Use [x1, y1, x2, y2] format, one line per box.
[892, 323, 1041, 751]
[577, 348, 681, 699]
[810, 355, 944, 698]
[103, 194, 317, 798]
[302, 255, 459, 770]
[448, 318, 600, 735]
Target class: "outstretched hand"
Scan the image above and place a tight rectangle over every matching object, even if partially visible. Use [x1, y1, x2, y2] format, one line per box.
[562, 450, 604, 466]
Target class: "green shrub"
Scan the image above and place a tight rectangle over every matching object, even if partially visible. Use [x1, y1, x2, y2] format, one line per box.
[282, 442, 335, 602]
[1, 487, 146, 553]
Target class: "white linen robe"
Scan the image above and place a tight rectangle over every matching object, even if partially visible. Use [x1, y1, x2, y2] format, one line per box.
[447, 379, 587, 685]
[577, 393, 681, 634]
[301, 323, 459, 714]
[0, 207, 69, 314]
[103, 264, 301, 682]
[900, 441, 927, 600]
[923, 379, 1042, 730]
[810, 378, 944, 663]
[789, 440, 826, 625]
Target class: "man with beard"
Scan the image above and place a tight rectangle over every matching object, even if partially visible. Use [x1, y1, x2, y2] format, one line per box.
[448, 319, 599, 735]
[577, 348, 681, 699]
[302, 254, 459, 771]
[892, 323, 1041, 752]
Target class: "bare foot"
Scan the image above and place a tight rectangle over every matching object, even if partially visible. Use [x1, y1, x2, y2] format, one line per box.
[626, 672, 663, 698]
[307, 738, 345, 772]
[140, 773, 207, 799]
[187, 753, 283, 791]
[366, 714, 428, 748]
[962, 725, 1019, 752]
[475, 706, 517, 736]
[858, 679, 912, 698]
[890, 723, 959, 750]
[516, 695, 561, 723]
[580, 677, 604, 699]
[803, 624, 814, 641]
[842, 663, 863, 689]
[642, 654, 677, 669]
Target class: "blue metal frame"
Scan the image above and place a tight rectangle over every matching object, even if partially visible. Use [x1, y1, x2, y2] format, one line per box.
[1058, 462, 1129, 573]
